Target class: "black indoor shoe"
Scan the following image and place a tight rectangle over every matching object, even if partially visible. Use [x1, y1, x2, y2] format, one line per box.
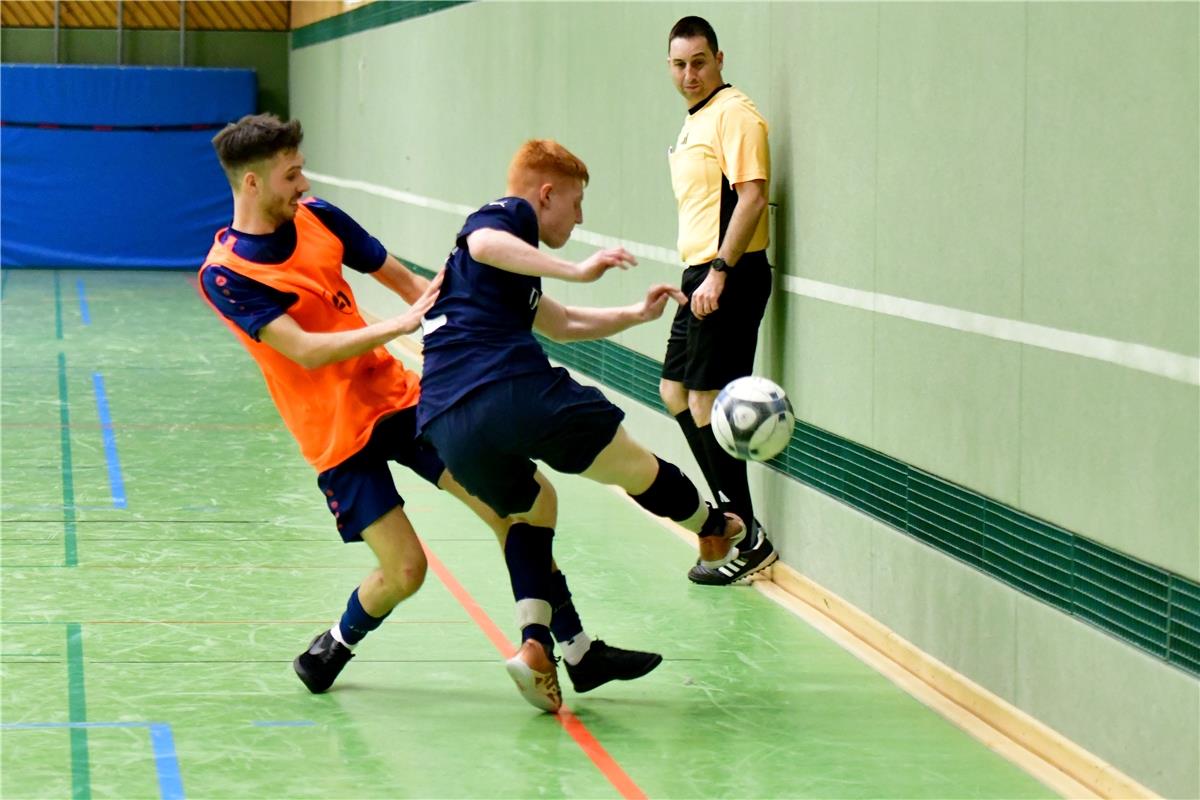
[688, 531, 778, 586]
[564, 640, 663, 693]
[293, 629, 354, 694]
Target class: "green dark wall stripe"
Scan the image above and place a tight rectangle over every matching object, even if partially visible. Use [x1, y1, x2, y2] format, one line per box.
[291, 1, 470, 50]
[401, 258, 1200, 677]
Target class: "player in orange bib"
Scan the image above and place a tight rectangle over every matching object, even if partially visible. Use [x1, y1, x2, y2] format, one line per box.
[199, 114, 660, 700]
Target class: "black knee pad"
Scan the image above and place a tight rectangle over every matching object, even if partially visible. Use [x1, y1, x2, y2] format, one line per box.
[629, 457, 701, 522]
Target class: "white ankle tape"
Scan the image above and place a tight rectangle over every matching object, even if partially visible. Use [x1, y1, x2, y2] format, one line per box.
[515, 598, 552, 629]
[700, 546, 739, 570]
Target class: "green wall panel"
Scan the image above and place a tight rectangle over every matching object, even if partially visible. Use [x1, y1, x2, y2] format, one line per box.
[874, 316, 1022, 504]
[770, 4, 878, 288]
[875, 3, 1025, 318]
[1024, 3, 1200, 357]
[784, 297, 875, 446]
[0, 27, 55, 62]
[1020, 348, 1200, 581]
[0, 28, 289, 117]
[871, 519, 1021, 703]
[1015, 593, 1200, 799]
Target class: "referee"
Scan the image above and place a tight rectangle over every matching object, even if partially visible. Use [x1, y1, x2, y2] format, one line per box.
[660, 16, 778, 586]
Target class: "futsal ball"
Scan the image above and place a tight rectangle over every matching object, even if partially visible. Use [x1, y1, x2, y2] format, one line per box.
[711, 376, 795, 461]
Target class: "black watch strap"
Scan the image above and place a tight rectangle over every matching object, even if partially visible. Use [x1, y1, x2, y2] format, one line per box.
[710, 257, 729, 272]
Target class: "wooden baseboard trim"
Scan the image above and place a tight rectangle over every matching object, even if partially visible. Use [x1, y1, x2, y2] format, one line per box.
[768, 561, 1157, 800]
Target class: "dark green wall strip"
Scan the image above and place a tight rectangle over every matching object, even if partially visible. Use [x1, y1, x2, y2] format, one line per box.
[400, 259, 1200, 677]
[291, 1, 470, 50]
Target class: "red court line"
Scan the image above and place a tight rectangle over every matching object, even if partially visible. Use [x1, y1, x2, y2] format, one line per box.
[421, 540, 649, 800]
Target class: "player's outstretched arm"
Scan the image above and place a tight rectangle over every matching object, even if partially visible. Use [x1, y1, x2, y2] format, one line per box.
[466, 228, 636, 282]
[370, 254, 431, 304]
[259, 275, 440, 369]
[533, 284, 686, 342]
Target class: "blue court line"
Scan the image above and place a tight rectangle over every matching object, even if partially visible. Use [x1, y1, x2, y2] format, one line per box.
[92, 373, 127, 509]
[251, 720, 316, 727]
[1, 722, 183, 800]
[148, 723, 185, 800]
[77, 280, 91, 325]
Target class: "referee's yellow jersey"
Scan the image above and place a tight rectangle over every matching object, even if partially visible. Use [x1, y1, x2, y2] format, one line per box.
[668, 85, 770, 266]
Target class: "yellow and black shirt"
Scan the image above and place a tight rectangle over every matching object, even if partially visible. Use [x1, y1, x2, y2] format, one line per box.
[668, 84, 770, 266]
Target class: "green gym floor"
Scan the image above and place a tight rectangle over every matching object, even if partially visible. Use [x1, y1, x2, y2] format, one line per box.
[1, 269, 1059, 799]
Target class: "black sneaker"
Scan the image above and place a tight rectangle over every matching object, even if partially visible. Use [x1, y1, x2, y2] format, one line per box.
[293, 629, 354, 693]
[564, 640, 663, 693]
[688, 531, 778, 586]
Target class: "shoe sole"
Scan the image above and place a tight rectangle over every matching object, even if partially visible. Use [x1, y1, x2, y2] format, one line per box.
[689, 547, 779, 586]
[504, 656, 562, 713]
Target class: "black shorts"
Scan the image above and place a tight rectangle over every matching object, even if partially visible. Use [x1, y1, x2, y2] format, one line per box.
[316, 408, 446, 543]
[661, 249, 772, 391]
[422, 368, 625, 518]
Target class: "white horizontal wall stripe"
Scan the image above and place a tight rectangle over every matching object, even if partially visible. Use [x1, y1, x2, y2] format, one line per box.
[308, 171, 1200, 386]
[783, 275, 1200, 386]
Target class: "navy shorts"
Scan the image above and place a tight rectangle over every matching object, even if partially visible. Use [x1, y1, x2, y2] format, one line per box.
[661, 250, 772, 391]
[316, 408, 445, 543]
[422, 368, 625, 518]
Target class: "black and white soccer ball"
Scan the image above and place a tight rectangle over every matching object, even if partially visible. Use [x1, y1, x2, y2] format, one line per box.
[711, 376, 795, 461]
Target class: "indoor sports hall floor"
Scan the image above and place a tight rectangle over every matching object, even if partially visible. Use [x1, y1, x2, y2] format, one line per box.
[2, 269, 1059, 799]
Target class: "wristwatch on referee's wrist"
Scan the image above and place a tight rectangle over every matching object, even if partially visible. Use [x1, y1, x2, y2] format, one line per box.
[709, 257, 729, 273]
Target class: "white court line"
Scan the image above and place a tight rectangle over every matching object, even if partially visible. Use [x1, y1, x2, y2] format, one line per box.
[309, 170, 1200, 386]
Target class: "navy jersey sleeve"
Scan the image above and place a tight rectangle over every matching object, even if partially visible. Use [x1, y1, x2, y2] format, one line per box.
[200, 265, 297, 341]
[456, 197, 539, 249]
[304, 198, 389, 273]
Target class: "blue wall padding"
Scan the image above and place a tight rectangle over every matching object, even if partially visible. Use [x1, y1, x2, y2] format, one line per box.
[2, 128, 232, 269]
[1, 65, 255, 268]
[1, 64, 255, 126]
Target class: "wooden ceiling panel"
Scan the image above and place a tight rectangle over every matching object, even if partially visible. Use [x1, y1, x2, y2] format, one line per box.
[0, 0, 288, 31]
[1, 1, 55, 27]
[61, 1, 117, 28]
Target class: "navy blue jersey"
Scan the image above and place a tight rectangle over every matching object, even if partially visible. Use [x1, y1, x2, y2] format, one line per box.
[417, 197, 551, 430]
[200, 198, 387, 340]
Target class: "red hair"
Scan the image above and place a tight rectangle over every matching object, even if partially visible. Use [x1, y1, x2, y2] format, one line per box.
[507, 139, 589, 194]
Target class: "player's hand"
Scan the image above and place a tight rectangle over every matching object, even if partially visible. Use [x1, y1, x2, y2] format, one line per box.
[637, 284, 688, 322]
[394, 270, 442, 334]
[574, 247, 637, 282]
[690, 270, 725, 319]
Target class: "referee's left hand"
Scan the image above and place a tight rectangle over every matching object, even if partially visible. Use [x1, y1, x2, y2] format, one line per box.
[691, 270, 726, 319]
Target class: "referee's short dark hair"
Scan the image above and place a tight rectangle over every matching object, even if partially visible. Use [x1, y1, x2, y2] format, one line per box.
[669, 16, 718, 55]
